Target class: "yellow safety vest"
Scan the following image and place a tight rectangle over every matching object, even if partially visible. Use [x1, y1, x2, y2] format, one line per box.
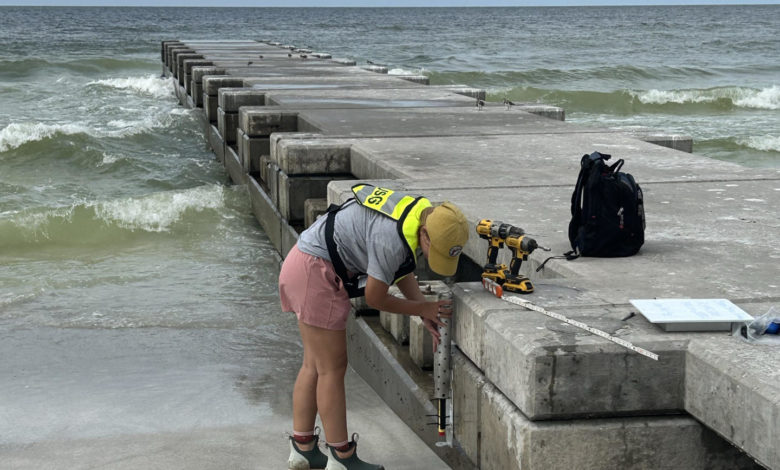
[351, 184, 432, 257]
[324, 184, 430, 297]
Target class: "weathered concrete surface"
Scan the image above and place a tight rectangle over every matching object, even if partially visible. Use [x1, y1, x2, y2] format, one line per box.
[452, 350, 760, 470]
[245, 74, 430, 90]
[264, 87, 476, 108]
[218, 87, 267, 112]
[686, 337, 780, 469]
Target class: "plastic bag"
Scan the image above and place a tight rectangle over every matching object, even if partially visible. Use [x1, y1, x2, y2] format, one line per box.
[733, 306, 780, 345]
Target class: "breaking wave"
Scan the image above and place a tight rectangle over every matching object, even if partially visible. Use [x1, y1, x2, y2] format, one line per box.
[635, 85, 780, 110]
[86, 75, 174, 99]
[0, 185, 226, 248]
[0, 110, 185, 153]
[484, 85, 780, 115]
[0, 122, 92, 152]
[738, 135, 780, 153]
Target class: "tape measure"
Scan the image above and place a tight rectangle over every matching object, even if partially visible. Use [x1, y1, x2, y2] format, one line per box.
[482, 278, 659, 361]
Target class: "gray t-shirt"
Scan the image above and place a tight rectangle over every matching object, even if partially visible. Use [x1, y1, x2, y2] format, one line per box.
[297, 201, 411, 286]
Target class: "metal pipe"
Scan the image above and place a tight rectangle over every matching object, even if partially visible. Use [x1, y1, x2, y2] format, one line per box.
[434, 287, 453, 436]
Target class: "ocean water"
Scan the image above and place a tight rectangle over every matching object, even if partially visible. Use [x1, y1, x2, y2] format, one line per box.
[0, 5, 777, 443]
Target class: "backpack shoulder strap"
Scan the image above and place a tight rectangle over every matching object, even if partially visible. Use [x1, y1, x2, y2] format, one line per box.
[323, 200, 364, 298]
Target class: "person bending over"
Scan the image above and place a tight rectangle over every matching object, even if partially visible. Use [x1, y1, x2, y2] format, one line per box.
[279, 184, 469, 470]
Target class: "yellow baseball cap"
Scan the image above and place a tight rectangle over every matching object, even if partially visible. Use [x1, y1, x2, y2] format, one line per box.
[425, 202, 469, 276]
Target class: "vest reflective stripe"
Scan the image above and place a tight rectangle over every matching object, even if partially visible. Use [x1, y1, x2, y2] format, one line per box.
[352, 184, 431, 260]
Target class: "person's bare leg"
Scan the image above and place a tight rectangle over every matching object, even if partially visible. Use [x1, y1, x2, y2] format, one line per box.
[297, 321, 351, 456]
[292, 320, 319, 451]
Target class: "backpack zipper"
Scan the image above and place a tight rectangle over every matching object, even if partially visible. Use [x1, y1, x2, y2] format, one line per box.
[617, 207, 624, 229]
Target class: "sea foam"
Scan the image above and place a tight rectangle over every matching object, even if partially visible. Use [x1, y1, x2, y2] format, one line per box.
[637, 86, 780, 110]
[1, 185, 226, 245]
[0, 122, 91, 152]
[0, 109, 186, 152]
[86, 75, 174, 99]
[94, 184, 225, 232]
[388, 67, 425, 76]
[738, 135, 780, 153]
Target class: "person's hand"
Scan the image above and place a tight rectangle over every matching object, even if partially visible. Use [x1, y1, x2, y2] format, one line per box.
[420, 299, 452, 352]
[419, 299, 451, 325]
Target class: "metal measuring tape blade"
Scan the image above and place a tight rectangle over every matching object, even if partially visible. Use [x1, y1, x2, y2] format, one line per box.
[482, 278, 659, 361]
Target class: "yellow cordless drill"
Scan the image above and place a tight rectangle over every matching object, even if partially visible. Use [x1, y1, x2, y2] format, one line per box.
[476, 219, 548, 294]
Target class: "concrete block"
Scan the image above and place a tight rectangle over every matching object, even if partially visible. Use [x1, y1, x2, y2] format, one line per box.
[275, 139, 352, 175]
[237, 128, 249, 172]
[191, 81, 203, 107]
[203, 76, 245, 96]
[217, 108, 239, 145]
[259, 154, 271, 187]
[379, 310, 391, 332]
[167, 47, 192, 70]
[245, 136, 271, 175]
[218, 88, 266, 112]
[488, 308, 685, 420]
[203, 77, 245, 122]
[378, 286, 406, 344]
[397, 75, 430, 85]
[409, 316, 433, 369]
[435, 86, 486, 101]
[191, 66, 226, 86]
[277, 172, 353, 223]
[363, 65, 388, 74]
[247, 176, 282, 254]
[639, 133, 693, 153]
[175, 54, 204, 84]
[270, 133, 322, 162]
[685, 337, 780, 470]
[224, 146, 245, 185]
[312, 52, 332, 59]
[476, 371, 760, 470]
[164, 45, 186, 69]
[350, 296, 369, 313]
[456, 282, 687, 420]
[515, 104, 565, 121]
[208, 125, 225, 164]
[451, 350, 488, 465]
[281, 219, 299, 258]
[169, 48, 194, 76]
[238, 108, 299, 137]
[390, 310, 410, 345]
[332, 58, 357, 66]
[204, 93, 219, 123]
[182, 60, 212, 93]
[160, 40, 182, 64]
[303, 198, 328, 228]
[236, 129, 271, 177]
[266, 161, 280, 207]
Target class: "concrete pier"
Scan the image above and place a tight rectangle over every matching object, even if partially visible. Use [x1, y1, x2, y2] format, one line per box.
[162, 40, 779, 470]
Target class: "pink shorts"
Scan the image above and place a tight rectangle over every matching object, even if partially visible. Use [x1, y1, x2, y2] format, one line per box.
[279, 244, 351, 330]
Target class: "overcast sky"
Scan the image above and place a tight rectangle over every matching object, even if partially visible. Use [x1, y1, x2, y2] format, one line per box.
[0, 0, 778, 6]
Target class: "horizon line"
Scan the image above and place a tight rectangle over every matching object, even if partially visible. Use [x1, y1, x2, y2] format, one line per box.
[1, 2, 778, 6]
